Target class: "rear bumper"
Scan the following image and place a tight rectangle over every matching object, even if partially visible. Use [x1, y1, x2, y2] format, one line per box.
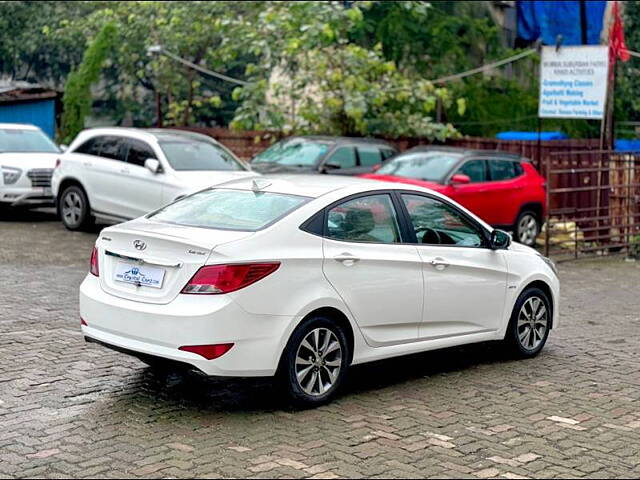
[0, 186, 54, 207]
[79, 274, 295, 377]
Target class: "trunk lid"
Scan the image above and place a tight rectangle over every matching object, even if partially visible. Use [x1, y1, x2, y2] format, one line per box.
[97, 218, 254, 304]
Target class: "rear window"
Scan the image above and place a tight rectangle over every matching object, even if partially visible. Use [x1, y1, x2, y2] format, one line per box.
[148, 188, 309, 231]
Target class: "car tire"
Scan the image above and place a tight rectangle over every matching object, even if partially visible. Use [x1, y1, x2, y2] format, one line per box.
[278, 315, 350, 408]
[503, 287, 551, 358]
[514, 210, 540, 247]
[59, 185, 94, 231]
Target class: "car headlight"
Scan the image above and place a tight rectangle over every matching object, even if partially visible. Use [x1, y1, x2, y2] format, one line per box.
[1, 166, 22, 185]
[540, 255, 559, 277]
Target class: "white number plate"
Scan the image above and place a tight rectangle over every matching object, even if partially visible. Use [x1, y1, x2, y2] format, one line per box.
[114, 262, 165, 289]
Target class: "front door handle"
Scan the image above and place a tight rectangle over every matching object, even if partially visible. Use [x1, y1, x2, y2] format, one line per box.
[430, 257, 449, 271]
[120, 167, 130, 174]
[334, 253, 360, 266]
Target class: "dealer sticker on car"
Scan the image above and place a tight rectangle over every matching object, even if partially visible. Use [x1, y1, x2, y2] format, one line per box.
[114, 263, 165, 289]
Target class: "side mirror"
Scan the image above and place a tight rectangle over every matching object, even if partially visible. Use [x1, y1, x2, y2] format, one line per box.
[144, 158, 162, 174]
[321, 161, 341, 173]
[59, 144, 68, 152]
[451, 173, 471, 185]
[490, 229, 511, 250]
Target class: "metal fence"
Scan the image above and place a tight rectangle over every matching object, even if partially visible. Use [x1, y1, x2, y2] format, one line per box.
[544, 150, 640, 261]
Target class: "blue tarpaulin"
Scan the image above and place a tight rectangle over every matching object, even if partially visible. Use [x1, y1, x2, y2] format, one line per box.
[614, 139, 640, 152]
[517, 0, 607, 46]
[496, 131, 569, 141]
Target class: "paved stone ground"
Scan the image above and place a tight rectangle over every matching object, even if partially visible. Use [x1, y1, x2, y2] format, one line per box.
[1, 209, 639, 479]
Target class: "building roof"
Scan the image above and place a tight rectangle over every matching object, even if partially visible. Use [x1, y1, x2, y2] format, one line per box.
[0, 80, 59, 103]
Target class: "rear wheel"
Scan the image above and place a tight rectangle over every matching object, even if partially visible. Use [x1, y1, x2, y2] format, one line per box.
[515, 211, 540, 247]
[59, 185, 94, 231]
[278, 316, 350, 408]
[503, 287, 551, 358]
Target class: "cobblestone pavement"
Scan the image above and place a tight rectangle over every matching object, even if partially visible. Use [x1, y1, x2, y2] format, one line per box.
[1, 210, 639, 479]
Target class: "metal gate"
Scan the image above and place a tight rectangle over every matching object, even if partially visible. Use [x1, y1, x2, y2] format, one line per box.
[544, 150, 640, 261]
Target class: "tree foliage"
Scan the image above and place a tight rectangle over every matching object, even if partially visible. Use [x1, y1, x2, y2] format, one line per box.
[230, 1, 460, 140]
[59, 23, 116, 143]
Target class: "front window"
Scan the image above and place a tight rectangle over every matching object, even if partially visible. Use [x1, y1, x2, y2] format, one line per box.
[148, 188, 309, 231]
[376, 152, 461, 183]
[401, 194, 484, 247]
[159, 140, 244, 171]
[326, 194, 401, 244]
[0, 128, 59, 153]
[253, 139, 330, 167]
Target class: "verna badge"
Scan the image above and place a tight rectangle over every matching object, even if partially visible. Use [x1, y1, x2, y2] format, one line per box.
[133, 240, 147, 251]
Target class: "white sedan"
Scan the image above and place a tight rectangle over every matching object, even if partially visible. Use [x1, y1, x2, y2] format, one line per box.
[80, 175, 560, 407]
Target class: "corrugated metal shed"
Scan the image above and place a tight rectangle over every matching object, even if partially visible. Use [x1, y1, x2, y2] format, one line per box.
[0, 80, 60, 138]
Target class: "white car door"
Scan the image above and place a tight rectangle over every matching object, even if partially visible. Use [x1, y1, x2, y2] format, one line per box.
[398, 193, 508, 340]
[321, 193, 424, 347]
[70, 135, 128, 216]
[117, 138, 164, 218]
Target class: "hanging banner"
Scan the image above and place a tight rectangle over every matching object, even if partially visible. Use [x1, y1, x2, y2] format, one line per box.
[538, 45, 608, 120]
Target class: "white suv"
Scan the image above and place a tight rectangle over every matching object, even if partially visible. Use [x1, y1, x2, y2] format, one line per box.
[0, 123, 61, 209]
[52, 128, 258, 230]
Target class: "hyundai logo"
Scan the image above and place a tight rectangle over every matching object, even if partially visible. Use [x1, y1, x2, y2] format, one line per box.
[133, 240, 147, 251]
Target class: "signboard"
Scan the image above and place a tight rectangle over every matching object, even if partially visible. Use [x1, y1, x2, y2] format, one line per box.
[539, 45, 609, 120]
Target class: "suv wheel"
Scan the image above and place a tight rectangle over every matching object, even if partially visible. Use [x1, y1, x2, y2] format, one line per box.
[59, 185, 94, 231]
[278, 315, 350, 408]
[515, 211, 540, 246]
[503, 287, 551, 358]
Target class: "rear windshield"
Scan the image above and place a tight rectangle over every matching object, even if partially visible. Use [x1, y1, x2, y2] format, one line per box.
[377, 151, 462, 183]
[0, 128, 59, 153]
[148, 188, 309, 231]
[159, 140, 245, 171]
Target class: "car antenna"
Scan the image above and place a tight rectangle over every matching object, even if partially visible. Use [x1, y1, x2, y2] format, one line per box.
[251, 179, 272, 192]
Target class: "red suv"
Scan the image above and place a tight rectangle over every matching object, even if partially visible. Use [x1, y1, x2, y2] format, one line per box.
[361, 147, 546, 246]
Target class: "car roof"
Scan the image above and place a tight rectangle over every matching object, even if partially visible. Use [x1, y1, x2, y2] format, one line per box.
[402, 145, 523, 160]
[278, 135, 396, 148]
[0, 123, 41, 131]
[213, 173, 431, 199]
[74, 127, 219, 143]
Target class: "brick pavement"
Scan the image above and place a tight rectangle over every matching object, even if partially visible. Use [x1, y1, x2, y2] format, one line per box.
[1, 211, 639, 478]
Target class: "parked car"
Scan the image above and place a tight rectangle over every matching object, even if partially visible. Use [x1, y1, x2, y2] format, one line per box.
[80, 174, 559, 407]
[0, 123, 61, 209]
[251, 136, 397, 175]
[52, 128, 257, 230]
[361, 146, 547, 246]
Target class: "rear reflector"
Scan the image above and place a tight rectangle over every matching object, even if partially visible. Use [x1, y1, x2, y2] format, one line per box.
[90, 247, 99, 277]
[179, 343, 234, 360]
[181, 262, 280, 294]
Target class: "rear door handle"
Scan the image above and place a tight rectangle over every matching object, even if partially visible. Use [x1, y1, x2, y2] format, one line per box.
[120, 167, 130, 174]
[334, 253, 360, 266]
[430, 257, 449, 270]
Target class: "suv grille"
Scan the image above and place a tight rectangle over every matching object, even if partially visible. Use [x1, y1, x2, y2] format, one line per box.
[27, 168, 54, 188]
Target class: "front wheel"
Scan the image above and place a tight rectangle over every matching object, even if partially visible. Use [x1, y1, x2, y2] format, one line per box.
[503, 287, 551, 358]
[59, 185, 94, 231]
[278, 316, 350, 408]
[514, 211, 540, 247]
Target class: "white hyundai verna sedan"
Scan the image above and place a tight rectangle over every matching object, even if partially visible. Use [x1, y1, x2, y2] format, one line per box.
[80, 175, 559, 407]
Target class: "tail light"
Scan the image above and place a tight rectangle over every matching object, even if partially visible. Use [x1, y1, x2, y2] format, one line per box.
[182, 262, 280, 294]
[90, 247, 99, 277]
[179, 343, 234, 360]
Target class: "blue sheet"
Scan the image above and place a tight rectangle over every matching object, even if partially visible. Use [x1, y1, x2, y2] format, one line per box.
[496, 131, 569, 141]
[517, 0, 607, 46]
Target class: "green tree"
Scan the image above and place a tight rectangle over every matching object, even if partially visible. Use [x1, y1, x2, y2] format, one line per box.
[59, 23, 117, 143]
[231, 1, 461, 140]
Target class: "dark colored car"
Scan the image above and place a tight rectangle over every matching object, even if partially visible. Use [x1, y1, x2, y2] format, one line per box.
[361, 146, 547, 246]
[250, 136, 397, 175]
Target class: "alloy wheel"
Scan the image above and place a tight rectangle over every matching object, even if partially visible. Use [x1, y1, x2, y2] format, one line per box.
[516, 296, 548, 351]
[518, 214, 538, 245]
[295, 328, 342, 396]
[62, 191, 83, 226]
